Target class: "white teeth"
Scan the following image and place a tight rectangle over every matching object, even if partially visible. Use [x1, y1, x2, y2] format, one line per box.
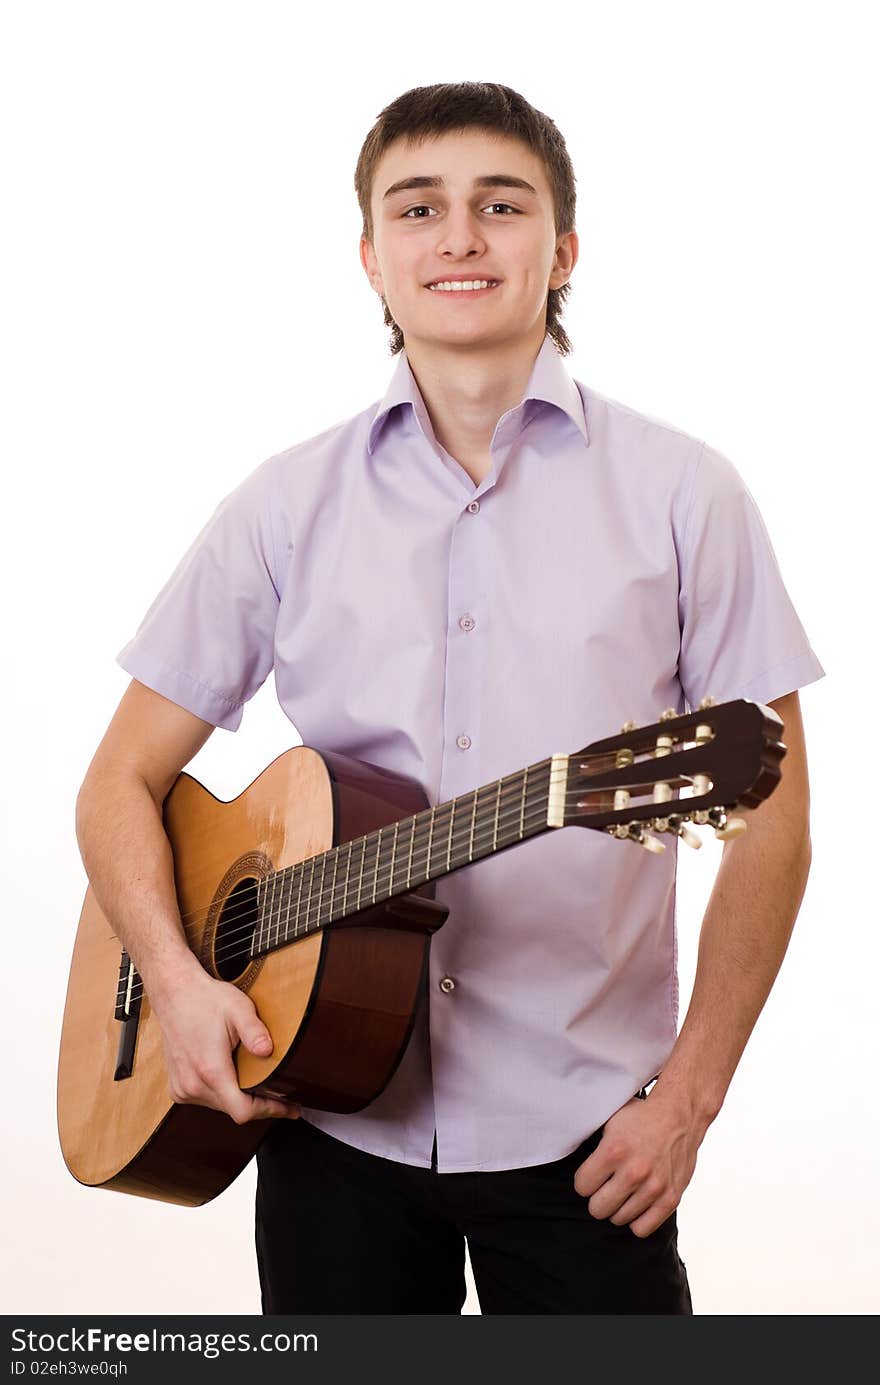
[428, 280, 498, 292]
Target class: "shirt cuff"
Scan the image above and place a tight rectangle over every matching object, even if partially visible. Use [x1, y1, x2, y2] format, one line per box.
[115, 642, 244, 731]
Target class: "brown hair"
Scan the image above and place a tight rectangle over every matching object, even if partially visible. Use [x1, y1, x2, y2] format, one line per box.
[354, 82, 577, 356]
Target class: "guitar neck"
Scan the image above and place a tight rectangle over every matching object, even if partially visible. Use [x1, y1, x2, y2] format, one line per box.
[248, 697, 781, 961]
[253, 753, 569, 957]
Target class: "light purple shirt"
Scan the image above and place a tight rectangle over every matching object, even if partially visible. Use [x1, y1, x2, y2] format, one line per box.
[116, 332, 825, 1172]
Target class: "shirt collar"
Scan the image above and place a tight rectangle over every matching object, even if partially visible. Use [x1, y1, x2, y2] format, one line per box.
[366, 332, 590, 455]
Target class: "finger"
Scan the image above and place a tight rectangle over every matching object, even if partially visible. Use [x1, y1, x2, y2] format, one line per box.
[608, 1184, 658, 1227]
[241, 1092, 302, 1123]
[221, 1085, 297, 1124]
[204, 1054, 277, 1124]
[586, 1174, 636, 1221]
[213, 1059, 302, 1123]
[628, 1199, 677, 1239]
[573, 1149, 616, 1198]
[230, 1007, 274, 1058]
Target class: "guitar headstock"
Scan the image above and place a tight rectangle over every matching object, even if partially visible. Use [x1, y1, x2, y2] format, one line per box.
[562, 695, 785, 852]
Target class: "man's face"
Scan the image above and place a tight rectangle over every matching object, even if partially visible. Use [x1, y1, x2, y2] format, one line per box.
[361, 128, 577, 352]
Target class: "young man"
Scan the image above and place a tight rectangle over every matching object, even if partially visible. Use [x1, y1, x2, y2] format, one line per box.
[75, 82, 824, 1314]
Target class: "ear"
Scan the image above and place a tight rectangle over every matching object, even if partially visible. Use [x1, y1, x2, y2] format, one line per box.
[360, 236, 383, 295]
[550, 229, 578, 289]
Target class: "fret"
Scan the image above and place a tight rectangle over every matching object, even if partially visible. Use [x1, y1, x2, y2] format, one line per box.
[292, 860, 304, 938]
[289, 861, 300, 940]
[275, 863, 286, 947]
[433, 800, 454, 879]
[468, 787, 478, 863]
[425, 808, 436, 884]
[357, 836, 365, 914]
[453, 789, 473, 865]
[318, 852, 328, 929]
[493, 778, 501, 852]
[337, 844, 348, 918]
[267, 864, 277, 951]
[519, 767, 528, 838]
[387, 816, 412, 894]
[389, 821, 399, 898]
[406, 813, 416, 888]
[343, 840, 352, 917]
[263, 869, 273, 951]
[272, 868, 285, 950]
[334, 846, 343, 920]
[305, 856, 316, 935]
[369, 829, 379, 904]
[284, 865, 295, 941]
[279, 864, 288, 946]
[253, 878, 265, 957]
[446, 798, 456, 874]
[323, 852, 334, 922]
[280, 866, 291, 944]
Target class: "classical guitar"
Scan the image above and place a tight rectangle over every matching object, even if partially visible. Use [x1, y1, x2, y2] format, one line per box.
[57, 695, 784, 1207]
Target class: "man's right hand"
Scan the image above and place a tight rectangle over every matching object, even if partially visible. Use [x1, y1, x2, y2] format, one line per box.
[148, 962, 302, 1125]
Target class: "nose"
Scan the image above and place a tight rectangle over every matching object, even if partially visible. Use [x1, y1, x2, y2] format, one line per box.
[434, 206, 488, 262]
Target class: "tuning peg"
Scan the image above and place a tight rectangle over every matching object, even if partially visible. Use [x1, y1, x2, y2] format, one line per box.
[658, 708, 678, 721]
[714, 816, 748, 841]
[606, 820, 668, 853]
[639, 833, 667, 854]
[677, 822, 703, 849]
[655, 732, 673, 757]
[698, 695, 717, 709]
[620, 719, 637, 733]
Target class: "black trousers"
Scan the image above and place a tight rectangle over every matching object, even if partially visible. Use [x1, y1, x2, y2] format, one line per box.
[254, 1113, 693, 1315]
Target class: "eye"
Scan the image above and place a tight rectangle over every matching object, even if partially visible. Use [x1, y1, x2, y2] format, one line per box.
[401, 202, 521, 219]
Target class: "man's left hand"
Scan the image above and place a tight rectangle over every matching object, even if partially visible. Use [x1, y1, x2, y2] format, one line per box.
[572, 1088, 707, 1238]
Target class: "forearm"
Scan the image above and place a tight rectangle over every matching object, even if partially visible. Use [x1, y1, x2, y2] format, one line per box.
[75, 769, 203, 1002]
[652, 824, 812, 1131]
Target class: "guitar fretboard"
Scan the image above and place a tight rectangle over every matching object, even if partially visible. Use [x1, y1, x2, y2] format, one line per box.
[251, 755, 568, 957]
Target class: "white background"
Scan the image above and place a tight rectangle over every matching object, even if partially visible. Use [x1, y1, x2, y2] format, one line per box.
[2, 0, 875, 1316]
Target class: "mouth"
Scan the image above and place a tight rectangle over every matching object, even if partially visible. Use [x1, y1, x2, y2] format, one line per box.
[425, 279, 502, 299]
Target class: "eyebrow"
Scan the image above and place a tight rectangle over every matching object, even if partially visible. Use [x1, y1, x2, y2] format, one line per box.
[382, 173, 538, 201]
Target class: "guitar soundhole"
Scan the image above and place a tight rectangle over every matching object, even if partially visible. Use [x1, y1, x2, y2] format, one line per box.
[215, 876, 260, 982]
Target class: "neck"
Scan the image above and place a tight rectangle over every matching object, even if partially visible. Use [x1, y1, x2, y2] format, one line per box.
[403, 324, 547, 465]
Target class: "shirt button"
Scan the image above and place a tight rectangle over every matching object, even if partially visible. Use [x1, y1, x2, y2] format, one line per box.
[439, 976, 456, 994]
[459, 614, 476, 631]
[456, 734, 471, 750]
[467, 500, 480, 513]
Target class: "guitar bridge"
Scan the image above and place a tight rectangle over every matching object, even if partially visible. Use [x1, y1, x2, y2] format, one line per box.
[113, 949, 143, 1081]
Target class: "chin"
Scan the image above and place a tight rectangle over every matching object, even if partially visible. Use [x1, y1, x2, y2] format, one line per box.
[411, 319, 503, 345]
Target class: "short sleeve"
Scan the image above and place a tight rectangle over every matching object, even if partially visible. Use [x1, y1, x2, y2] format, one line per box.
[115, 455, 283, 731]
[676, 442, 826, 711]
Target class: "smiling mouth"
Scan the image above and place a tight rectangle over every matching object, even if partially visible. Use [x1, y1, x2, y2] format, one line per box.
[425, 281, 501, 297]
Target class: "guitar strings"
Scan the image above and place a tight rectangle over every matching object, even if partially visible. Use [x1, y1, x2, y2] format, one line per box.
[125, 765, 663, 959]
[122, 777, 699, 999]
[119, 778, 581, 998]
[165, 749, 691, 929]
[158, 753, 567, 919]
[119, 782, 699, 1004]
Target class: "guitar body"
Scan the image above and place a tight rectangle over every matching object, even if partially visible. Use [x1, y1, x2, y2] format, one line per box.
[57, 745, 448, 1207]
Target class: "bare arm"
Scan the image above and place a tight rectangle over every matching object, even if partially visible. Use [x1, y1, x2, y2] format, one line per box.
[75, 685, 210, 999]
[575, 690, 813, 1234]
[75, 678, 300, 1124]
[647, 689, 812, 1120]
